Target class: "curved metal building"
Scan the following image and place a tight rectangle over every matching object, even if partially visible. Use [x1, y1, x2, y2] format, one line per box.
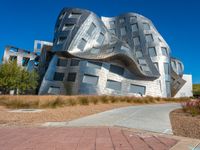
[38, 8, 188, 97]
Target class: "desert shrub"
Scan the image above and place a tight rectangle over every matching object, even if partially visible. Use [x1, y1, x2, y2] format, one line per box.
[100, 95, 109, 103]
[90, 97, 99, 105]
[78, 96, 89, 105]
[182, 100, 200, 116]
[67, 98, 77, 106]
[40, 97, 65, 108]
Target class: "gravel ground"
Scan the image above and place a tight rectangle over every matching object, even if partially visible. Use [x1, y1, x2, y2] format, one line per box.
[0, 103, 136, 127]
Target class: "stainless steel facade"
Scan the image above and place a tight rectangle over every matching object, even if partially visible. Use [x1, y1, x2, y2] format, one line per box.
[2, 8, 190, 97]
[38, 8, 189, 97]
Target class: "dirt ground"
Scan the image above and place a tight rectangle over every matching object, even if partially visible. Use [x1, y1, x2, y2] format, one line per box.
[0, 103, 139, 127]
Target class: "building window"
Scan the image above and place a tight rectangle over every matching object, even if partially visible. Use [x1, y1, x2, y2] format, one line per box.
[140, 65, 150, 72]
[177, 63, 182, 74]
[119, 18, 125, 23]
[131, 23, 138, 32]
[120, 27, 126, 36]
[22, 57, 30, 66]
[109, 64, 124, 76]
[86, 61, 102, 69]
[62, 24, 74, 31]
[53, 72, 65, 81]
[121, 46, 129, 51]
[57, 36, 67, 44]
[70, 59, 80, 66]
[145, 34, 154, 42]
[129, 84, 146, 96]
[82, 74, 99, 85]
[166, 81, 171, 97]
[9, 56, 17, 61]
[148, 47, 157, 57]
[161, 47, 168, 56]
[154, 62, 159, 71]
[48, 86, 60, 95]
[67, 72, 76, 82]
[87, 23, 96, 36]
[57, 58, 68, 67]
[164, 63, 169, 75]
[171, 61, 176, 70]
[77, 38, 87, 51]
[143, 23, 150, 30]
[68, 12, 81, 19]
[96, 32, 104, 45]
[130, 16, 137, 22]
[135, 50, 143, 58]
[9, 47, 18, 53]
[106, 80, 122, 91]
[133, 37, 140, 45]
[90, 48, 100, 54]
[59, 12, 66, 20]
[109, 29, 116, 35]
[109, 21, 115, 26]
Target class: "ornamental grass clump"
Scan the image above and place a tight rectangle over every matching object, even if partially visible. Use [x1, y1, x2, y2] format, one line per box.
[182, 100, 200, 116]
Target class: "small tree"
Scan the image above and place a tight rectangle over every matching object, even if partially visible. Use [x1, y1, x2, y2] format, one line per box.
[0, 61, 39, 94]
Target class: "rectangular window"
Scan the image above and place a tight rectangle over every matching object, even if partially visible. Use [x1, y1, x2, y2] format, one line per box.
[9, 47, 18, 53]
[67, 72, 76, 82]
[131, 24, 138, 32]
[164, 63, 169, 74]
[53, 72, 64, 81]
[59, 12, 66, 20]
[161, 47, 168, 56]
[87, 23, 96, 36]
[143, 23, 150, 30]
[121, 46, 129, 51]
[82, 74, 99, 85]
[135, 51, 143, 58]
[86, 61, 102, 69]
[68, 12, 81, 19]
[96, 32, 104, 45]
[171, 61, 176, 70]
[133, 37, 140, 45]
[109, 29, 116, 35]
[77, 38, 87, 51]
[166, 81, 171, 97]
[130, 16, 137, 22]
[129, 84, 146, 96]
[22, 57, 30, 66]
[90, 48, 100, 54]
[145, 34, 154, 42]
[120, 27, 126, 36]
[70, 59, 80, 66]
[154, 62, 159, 71]
[57, 36, 67, 44]
[148, 47, 157, 57]
[119, 18, 125, 23]
[140, 65, 150, 72]
[48, 86, 60, 95]
[138, 59, 147, 65]
[9, 56, 17, 61]
[106, 80, 121, 91]
[62, 24, 74, 31]
[109, 64, 124, 76]
[57, 58, 68, 67]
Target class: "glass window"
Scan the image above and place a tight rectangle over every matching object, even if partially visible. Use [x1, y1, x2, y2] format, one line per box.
[161, 47, 168, 56]
[143, 23, 150, 30]
[86, 61, 102, 69]
[138, 59, 146, 65]
[171, 61, 176, 70]
[9, 56, 17, 61]
[62, 24, 74, 31]
[82, 74, 99, 85]
[130, 16, 137, 22]
[120, 27, 126, 36]
[48, 86, 60, 95]
[164, 63, 169, 74]
[59, 12, 66, 20]
[140, 65, 150, 72]
[109, 29, 116, 35]
[87, 23, 96, 36]
[177, 63, 182, 74]
[77, 38, 87, 51]
[109, 21, 115, 26]
[129, 84, 146, 95]
[70, 59, 80, 66]
[68, 12, 81, 19]
[166, 81, 171, 97]
[154, 62, 159, 71]
[96, 32, 104, 45]
[22, 57, 30, 66]
[9, 47, 18, 53]
[133, 37, 140, 45]
[119, 18, 125, 23]
[131, 24, 138, 32]
[57, 58, 68, 67]
[53, 72, 64, 81]
[121, 46, 129, 51]
[90, 48, 100, 54]
[135, 51, 143, 58]
[106, 80, 121, 91]
[57, 36, 67, 44]
[67, 72, 76, 82]
[109, 64, 124, 76]
[145, 34, 154, 42]
[148, 47, 157, 57]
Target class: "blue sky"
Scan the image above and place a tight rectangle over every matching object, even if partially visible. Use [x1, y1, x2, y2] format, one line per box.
[0, 0, 199, 83]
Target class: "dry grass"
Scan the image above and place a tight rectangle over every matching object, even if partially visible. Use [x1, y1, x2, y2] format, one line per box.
[0, 95, 190, 109]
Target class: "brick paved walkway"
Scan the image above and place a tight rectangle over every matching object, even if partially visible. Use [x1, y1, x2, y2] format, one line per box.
[0, 127, 178, 150]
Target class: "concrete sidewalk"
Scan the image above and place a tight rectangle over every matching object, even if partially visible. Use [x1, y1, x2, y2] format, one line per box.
[0, 127, 199, 150]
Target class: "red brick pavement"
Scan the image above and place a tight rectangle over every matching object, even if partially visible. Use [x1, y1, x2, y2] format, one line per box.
[0, 127, 178, 150]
